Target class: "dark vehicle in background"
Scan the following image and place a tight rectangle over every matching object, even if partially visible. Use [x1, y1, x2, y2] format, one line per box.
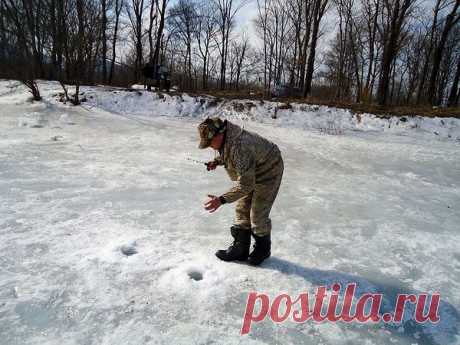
[271, 83, 302, 98]
[142, 63, 171, 92]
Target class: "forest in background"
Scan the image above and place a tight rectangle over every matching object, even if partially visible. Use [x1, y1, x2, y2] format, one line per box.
[0, 0, 459, 109]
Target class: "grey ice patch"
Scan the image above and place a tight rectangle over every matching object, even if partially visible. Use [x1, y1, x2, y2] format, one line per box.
[14, 301, 52, 329]
[59, 113, 76, 125]
[18, 112, 48, 128]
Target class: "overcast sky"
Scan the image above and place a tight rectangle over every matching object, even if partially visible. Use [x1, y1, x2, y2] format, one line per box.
[232, 0, 338, 55]
[234, 0, 259, 42]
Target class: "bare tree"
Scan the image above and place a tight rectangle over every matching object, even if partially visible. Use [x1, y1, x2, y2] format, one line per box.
[152, 0, 168, 69]
[196, 2, 218, 89]
[415, 0, 442, 104]
[0, 0, 458, 108]
[214, 0, 247, 89]
[331, 0, 362, 102]
[109, 0, 124, 84]
[233, 32, 250, 90]
[448, 53, 460, 106]
[126, 0, 146, 80]
[101, 0, 108, 81]
[255, 0, 297, 95]
[304, 0, 330, 97]
[22, 79, 42, 101]
[147, 0, 158, 62]
[375, 0, 418, 106]
[168, 0, 197, 88]
[361, 0, 381, 102]
[296, 0, 313, 93]
[426, 0, 460, 105]
[228, 32, 250, 89]
[255, 0, 270, 95]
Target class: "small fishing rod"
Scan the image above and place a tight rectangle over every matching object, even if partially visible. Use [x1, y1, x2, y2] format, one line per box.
[186, 157, 211, 166]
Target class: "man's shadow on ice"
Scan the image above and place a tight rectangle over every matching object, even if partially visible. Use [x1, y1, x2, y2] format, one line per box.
[261, 257, 459, 345]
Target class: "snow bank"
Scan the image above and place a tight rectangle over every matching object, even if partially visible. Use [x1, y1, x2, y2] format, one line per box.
[86, 83, 460, 141]
[1, 79, 459, 141]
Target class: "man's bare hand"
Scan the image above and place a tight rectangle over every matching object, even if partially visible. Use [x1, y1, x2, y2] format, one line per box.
[206, 161, 218, 171]
[204, 194, 221, 213]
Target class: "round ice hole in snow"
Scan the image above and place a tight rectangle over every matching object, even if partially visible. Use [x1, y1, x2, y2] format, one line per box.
[187, 270, 203, 281]
[120, 245, 137, 256]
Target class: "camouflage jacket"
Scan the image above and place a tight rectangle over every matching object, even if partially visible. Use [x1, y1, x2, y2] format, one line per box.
[215, 121, 283, 204]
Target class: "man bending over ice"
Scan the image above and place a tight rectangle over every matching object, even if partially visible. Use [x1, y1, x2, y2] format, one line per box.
[198, 117, 284, 266]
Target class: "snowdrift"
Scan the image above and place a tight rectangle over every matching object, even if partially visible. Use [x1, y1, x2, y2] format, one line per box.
[1, 79, 459, 140]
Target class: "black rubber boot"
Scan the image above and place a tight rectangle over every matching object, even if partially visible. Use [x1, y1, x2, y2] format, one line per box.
[215, 226, 251, 262]
[248, 233, 271, 266]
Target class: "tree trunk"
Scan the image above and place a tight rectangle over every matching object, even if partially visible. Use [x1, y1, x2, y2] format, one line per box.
[448, 55, 460, 107]
[101, 0, 107, 82]
[299, 0, 312, 92]
[376, 36, 396, 106]
[57, 0, 65, 79]
[303, 17, 319, 97]
[109, 0, 122, 84]
[364, 0, 379, 102]
[416, 0, 441, 104]
[49, 0, 57, 79]
[153, 0, 166, 68]
[376, 0, 415, 106]
[427, 2, 460, 105]
[202, 54, 207, 89]
[304, 0, 328, 97]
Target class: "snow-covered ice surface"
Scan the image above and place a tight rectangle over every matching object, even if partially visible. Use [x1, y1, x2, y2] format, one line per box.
[0, 80, 459, 345]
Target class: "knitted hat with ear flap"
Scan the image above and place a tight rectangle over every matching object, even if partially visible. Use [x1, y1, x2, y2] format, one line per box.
[198, 117, 226, 149]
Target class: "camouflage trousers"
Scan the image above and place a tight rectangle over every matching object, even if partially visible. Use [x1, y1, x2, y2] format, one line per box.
[234, 156, 284, 236]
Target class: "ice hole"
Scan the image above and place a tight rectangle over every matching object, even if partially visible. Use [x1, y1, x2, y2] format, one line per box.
[187, 270, 203, 281]
[120, 245, 138, 256]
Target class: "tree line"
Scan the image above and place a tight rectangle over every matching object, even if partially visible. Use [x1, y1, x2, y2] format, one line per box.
[0, 0, 459, 107]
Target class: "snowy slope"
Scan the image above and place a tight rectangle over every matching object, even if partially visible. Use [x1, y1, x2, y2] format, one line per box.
[93, 84, 460, 141]
[0, 80, 459, 345]
[2, 80, 460, 140]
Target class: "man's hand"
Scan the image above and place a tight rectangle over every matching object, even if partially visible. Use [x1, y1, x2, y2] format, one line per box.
[204, 194, 222, 213]
[206, 161, 218, 171]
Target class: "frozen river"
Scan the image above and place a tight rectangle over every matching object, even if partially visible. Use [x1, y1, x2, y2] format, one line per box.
[0, 81, 459, 345]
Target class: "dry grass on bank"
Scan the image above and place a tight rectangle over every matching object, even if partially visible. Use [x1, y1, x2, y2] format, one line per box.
[184, 89, 460, 119]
